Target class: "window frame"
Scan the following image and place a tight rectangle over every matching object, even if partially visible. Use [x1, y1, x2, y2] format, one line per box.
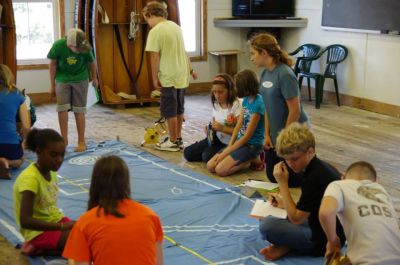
[13, 0, 65, 70]
[179, 0, 207, 62]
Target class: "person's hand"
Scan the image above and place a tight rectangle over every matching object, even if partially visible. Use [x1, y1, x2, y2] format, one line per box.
[153, 79, 162, 91]
[215, 152, 227, 164]
[49, 85, 56, 100]
[325, 236, 341, 258]
[21, 140, 27, 149]
[92, 77, 99, 88]
[273, 162, 289, 184]
[62, 221, 76, 230]
[211, 117, 223, 131]
[191, 70, 198, 80]
[264, 135, 273, 150]
[269, 192, 284, 209]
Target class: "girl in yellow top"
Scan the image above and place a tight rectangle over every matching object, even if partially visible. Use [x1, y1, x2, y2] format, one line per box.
[13, 128, 74, 256]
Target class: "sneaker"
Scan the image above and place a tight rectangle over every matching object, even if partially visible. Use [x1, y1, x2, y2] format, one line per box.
[177, 137, 184, 150]
[155, 138, 180, 152]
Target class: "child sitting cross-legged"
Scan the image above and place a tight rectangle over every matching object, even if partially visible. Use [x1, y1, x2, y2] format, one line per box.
[184, 73, 241, 163]
[13, 128, 74, 256]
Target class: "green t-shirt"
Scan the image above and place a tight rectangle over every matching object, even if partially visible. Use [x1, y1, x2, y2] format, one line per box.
[145, 20, 190, 89]
[13, 163, 64, 241]
[47, 38, 95, 83]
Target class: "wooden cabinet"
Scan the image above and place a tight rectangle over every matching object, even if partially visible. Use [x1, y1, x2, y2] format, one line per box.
[73, 0, 181, 105]
[0, 0, 17, 78]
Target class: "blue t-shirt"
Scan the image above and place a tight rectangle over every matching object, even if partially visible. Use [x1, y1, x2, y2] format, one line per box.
[259, 63, 309, 145]
[238, 94, 265, 145]
[0, 88, 25, 144]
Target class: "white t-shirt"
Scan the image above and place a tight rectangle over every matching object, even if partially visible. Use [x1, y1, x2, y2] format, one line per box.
[324, 179, 400, 265]
[212, 99, 241, 145]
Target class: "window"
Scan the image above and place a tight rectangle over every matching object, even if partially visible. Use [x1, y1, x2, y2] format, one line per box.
[12, 0, 64, 68]
[178, 0, 207, 61]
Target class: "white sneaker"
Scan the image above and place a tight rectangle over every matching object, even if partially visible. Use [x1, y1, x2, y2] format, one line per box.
[155, 138, 180, 152]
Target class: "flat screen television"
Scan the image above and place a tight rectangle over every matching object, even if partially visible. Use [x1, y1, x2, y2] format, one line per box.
[232, 0, 295, 19]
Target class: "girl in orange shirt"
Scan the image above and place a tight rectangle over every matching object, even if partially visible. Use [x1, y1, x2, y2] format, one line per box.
[63, 155, 164, 265]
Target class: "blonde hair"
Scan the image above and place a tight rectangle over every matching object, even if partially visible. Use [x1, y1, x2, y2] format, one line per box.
[276, 122, 315, 157]
[142, 1, 168, 18]
[249, 33, 293, 67]
[0, 64, 17, 92]
[346, 161, 377, 181]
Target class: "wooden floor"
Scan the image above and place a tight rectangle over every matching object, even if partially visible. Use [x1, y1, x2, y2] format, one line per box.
[1, 93, 400, 265]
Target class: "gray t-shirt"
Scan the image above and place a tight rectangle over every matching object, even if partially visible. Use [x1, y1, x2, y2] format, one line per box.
[324, 180, 400, 265]
[259, 63, 308, 145]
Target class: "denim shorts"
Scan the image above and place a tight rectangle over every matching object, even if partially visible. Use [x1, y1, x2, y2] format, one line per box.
[160, 87, 185, 118]
[0, 143, 23, 160]
[230, 143, 263, 164]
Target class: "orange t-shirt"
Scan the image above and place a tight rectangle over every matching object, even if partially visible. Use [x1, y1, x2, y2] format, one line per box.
[63, 199, 163, 265]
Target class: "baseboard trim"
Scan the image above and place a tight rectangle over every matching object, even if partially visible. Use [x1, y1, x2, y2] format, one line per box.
[29, 83, 212, 105]
[28, 92, 56, 105]
[301, 87, 400, 118]
[187, 82, 211, 94]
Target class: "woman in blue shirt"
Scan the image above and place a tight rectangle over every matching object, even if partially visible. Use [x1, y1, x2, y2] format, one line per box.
[0, 64, 30, 179]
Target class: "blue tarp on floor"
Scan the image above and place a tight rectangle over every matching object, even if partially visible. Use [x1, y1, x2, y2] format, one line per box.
[0, 141, 323, 265]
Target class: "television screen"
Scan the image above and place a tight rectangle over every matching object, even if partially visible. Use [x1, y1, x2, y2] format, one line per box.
[232, 0, 295, 18]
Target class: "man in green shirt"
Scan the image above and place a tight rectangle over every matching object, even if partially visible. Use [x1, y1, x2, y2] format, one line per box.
[143, 1, 197, 151]
[47, 28, 98, 152]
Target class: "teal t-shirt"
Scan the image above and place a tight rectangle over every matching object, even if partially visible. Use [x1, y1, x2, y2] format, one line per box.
[238, 94, 265, 146]
[47, 38, 94, 83]
[259, 63, 309, 145]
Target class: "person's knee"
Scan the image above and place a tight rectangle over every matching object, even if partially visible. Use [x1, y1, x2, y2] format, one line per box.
[206, 160, 216, 173]
[201, 151, 214, 163]
[259, 217, 282, 242]
[215, 164, 230, 177]
[183, 147, 193, 161]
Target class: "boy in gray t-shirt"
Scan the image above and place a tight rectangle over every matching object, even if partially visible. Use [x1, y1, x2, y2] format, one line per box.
[320, 161, 400, 265]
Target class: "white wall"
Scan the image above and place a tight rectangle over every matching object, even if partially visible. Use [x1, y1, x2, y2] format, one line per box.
[18, 0, 400, 107]
[282, 0, 400, 106]
[16, 0, 76, 94]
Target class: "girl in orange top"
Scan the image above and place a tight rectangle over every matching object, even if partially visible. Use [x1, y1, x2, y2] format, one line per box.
[63, 155, 164, 265]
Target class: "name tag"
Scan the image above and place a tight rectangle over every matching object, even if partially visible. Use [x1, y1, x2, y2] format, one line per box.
[262, 81, 273, 88]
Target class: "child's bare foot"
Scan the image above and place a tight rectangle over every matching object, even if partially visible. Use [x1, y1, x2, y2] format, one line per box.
[259, 244, 290, 260]
[0, 158, 11, 180]
[74, 142, 87, 152]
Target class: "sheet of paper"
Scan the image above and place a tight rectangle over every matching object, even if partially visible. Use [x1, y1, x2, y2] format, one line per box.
[86, 82, 99, 109]
[249, 199, 287, 219]
[244, 180, 279, 191]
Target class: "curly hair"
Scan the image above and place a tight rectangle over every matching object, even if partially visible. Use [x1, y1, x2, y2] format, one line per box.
[142, 1, 168, 18]
[276, 122, 315, 157]
[249, 33, 293, 67]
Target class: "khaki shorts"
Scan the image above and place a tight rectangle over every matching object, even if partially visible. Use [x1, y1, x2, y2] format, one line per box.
[56, 80, 88, 113]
